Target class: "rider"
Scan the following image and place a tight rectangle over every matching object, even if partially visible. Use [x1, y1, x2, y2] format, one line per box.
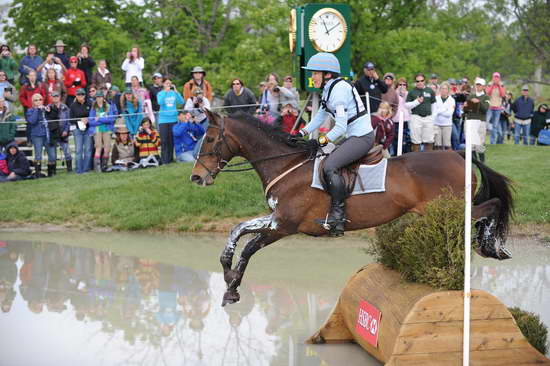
[295, 52, 374, 236]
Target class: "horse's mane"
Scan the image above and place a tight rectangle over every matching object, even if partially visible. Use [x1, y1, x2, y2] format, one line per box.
[226, 112, 303, 150]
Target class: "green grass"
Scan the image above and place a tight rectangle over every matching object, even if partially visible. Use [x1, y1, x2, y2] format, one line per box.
[0, 143, 548, 230]
[0, 163, 267, 231]
[484, 143, 550, 224]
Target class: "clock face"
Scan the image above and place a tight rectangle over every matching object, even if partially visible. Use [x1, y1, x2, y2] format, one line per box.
[308, 8, 347, 52]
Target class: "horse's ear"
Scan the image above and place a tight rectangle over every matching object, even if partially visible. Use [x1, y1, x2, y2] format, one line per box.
[205, 108, 221, 127]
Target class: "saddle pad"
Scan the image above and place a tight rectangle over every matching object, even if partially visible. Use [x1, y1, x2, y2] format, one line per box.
[311, 156, 388, 195]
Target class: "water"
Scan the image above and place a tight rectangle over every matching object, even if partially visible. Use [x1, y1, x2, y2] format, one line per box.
[0, 232, 548, 366]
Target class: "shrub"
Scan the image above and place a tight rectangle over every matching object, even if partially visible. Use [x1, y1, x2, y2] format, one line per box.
[508, 307, 548, 355]
[368, 191, 475, 290]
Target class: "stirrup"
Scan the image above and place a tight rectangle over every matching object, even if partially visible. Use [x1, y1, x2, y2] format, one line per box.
[314, 213, 348, 235]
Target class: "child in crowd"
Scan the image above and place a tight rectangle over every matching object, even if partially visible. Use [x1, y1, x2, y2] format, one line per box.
[371, 101, 395, 158]
[0, 141, 31, 182]
[275, 102, 305, 135]
[135, 117, 160, 166]
[173, 111, 205, 163]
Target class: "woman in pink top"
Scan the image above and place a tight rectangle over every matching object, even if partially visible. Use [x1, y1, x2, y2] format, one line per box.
[130, 75, 156, 125]
[392, 77, 411, 154]
[486, 72, 506, 144]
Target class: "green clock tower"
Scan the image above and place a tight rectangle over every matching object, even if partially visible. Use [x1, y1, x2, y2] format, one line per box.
[290, 3, 352, 92]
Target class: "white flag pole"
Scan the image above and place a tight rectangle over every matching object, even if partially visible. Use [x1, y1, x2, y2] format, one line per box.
[397, 111, 404, 156]
[366, 92, 371, 116]
[463, 119, 473, 366]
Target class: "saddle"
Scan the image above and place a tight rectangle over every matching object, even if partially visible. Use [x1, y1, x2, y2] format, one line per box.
[319, 144, 384, 197]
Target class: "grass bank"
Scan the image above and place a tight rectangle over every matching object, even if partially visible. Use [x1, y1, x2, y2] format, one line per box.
[0, 143, 548, 231]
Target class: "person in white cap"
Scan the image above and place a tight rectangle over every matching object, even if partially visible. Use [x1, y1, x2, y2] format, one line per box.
[463, 77, 489, 161]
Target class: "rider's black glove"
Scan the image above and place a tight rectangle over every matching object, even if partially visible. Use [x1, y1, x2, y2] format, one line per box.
[286, 132, 305, 147]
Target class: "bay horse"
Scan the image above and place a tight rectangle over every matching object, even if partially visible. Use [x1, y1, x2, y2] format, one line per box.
[191, 110, 514, 306]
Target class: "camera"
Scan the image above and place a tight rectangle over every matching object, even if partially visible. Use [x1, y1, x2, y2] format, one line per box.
[196, 96, 203, 104]
[5, 87, 12, 93]
[273, 86, 280, 93]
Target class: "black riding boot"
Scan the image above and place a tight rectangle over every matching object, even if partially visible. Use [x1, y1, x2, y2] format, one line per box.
[315, 171, 347, 237]
[66, 159, 73, 173]
[478, 152, 485, 163]
[472, 151, 478, 161]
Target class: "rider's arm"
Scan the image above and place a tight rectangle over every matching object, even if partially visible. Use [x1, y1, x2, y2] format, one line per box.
[301, 107, 329, 135]
[326, 104, 347, 141]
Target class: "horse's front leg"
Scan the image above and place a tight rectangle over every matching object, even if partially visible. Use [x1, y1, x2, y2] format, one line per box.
[220, 214, 278, 281]
[222, 231, 285, 306]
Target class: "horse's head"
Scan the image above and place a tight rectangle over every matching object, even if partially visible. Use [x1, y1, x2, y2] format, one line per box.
[191, 109, 238, 186]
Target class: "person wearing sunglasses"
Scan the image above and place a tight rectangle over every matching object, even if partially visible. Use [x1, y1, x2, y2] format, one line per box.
[223, 78, 257, 116]
[64, 56, 87, 107]
[405, 73, 436, 152]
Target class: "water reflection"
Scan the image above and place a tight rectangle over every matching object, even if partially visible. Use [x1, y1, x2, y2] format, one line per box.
[0, 239, 380, 366]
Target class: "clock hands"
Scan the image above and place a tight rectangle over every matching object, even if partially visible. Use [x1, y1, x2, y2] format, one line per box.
[321, 17, 330, 35]
[326, 23, 341, 34]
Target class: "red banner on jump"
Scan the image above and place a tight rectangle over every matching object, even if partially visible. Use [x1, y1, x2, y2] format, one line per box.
[355, 300, 381, 347]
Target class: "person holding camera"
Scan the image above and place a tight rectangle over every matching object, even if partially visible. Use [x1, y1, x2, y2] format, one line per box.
[37, 50, 67, 82]
[26, 93, 55, 178]
[0, 71, 17, 113]
[0, 45, 18, 85]
[173, 111, 205, 163]
[76, 44, 95, 90]
[44, 68, 66, 105]
[157, 78, 184, 164]
[182, 66, 213, 102]
[64, 56, 87, 107]
[53, 40, 70, 69]
[258, 73, 295, 122]
[121, 47, 144, 87]
[184, 89, 211, 128]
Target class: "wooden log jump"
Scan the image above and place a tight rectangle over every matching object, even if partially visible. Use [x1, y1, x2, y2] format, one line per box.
[307, 263, 550, 365]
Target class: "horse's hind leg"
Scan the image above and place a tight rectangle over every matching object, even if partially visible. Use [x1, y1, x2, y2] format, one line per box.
[222, 231, 284, 306]
[220, 214, 277, 280]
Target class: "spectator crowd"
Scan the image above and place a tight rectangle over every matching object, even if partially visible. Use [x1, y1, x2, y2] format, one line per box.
[0, 41, 549, 183]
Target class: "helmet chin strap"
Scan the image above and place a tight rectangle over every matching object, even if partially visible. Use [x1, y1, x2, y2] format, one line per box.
[320, 72, 336, 89]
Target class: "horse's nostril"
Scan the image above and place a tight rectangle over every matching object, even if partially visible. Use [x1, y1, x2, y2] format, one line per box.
[190, 175, 202, 184]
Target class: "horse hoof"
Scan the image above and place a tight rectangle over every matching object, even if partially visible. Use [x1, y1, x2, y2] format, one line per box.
[224, 269, 240, 285]
[498, 247, 512, 260]
[222, 290, 240, 307]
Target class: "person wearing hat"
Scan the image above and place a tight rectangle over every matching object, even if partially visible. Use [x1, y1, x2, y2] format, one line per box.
[70, 88, 92, 174]
[354, 61, 388, 114]
[64, 56, 87, 107]
[405, 73, 437, 152]
[183, 66, 213, 102]
[463, 77, 489, 161]
[0, 141, 32, 182]
[53, 40, 70, 69]
[44, 90, 71, 174]
[120, 88, 143, 138]
[512, 85, 535, 145]
[173, 110, 205, 163]
[110, 126, 138, 169]
[485, 72, 506, 145]
[381, 72, 398, 118]
[184, 88, 211, 128]
[292, 52, 374, 237]
[91, 59, 112, 90]
[89, 89, 117, 172]
[530, 103, 549, 145]
[148, 72, 163, 114]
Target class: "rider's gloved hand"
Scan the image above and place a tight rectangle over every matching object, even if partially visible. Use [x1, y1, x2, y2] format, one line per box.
[305, 138, 320, 150]
[286, 129, 307, 147]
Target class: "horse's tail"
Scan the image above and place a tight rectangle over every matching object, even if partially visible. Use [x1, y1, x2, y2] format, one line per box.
[457, 151, 515, 240]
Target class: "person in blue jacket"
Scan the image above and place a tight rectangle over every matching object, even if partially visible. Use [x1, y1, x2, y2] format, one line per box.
[121, 88, 143, 139]
[26, 93, 56, 178]
[292, 52, 374, 237]
[173, 111, 205, 163]
[88, 90, 117, 172]
[157, 78, 185, 164]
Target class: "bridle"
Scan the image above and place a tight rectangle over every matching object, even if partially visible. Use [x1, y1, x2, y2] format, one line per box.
[194, 117, 317, 181]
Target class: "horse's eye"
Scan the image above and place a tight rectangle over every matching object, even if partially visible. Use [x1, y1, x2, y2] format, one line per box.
[206, 137, 214, 143]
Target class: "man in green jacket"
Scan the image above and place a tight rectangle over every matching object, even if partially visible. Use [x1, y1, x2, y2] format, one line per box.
[405, 73, 436, 151]
[463, 77, 489, 161]
[0, 46, 18, 84]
